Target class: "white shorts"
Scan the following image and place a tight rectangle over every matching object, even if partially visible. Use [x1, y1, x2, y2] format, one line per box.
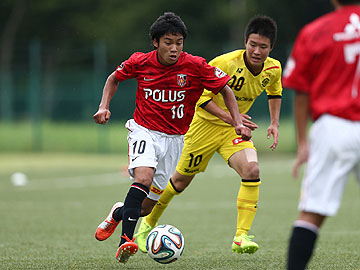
[299, 114, 360, 216]
[125, 119, 184, 201]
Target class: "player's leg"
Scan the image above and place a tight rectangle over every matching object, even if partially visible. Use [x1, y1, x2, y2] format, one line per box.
[136, 172, 195, 251]
[146, 118, 219, 226]
[135, 132, 187, 252]
[228, 148, 260, 254]
[145, 172, 194, 227]
[135, 173, 193, 252]
[136, 117, 219, 252]
[287, 115, 360, 270]
[103, 119, 157, 263]
[116, 166, 152, 263]
[287, 211, 325, 270]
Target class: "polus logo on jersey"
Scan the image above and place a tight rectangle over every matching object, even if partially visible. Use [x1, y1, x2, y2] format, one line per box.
[177, 74, 187, 87]
[214, 67, 227, 78]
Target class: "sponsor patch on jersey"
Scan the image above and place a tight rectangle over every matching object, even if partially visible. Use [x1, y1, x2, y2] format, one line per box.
[117, 63, 124, 71]
[184, 168, 200, 174]
[261, 78, 270, 88]
[232, 137, 245, 145]
[214, 67, 227, 78]
[150, 185, 164, 195]
[177, 74, 187, 87]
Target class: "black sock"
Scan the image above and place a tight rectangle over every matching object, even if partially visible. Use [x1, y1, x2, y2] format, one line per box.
[112, 207, 123, 222]
[287, 226, 318, 270]
[119, 182, 149, 246]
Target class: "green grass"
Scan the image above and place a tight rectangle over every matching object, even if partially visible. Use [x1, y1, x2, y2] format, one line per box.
[0, 119, 296, 154]
[0, 153, 359, 269]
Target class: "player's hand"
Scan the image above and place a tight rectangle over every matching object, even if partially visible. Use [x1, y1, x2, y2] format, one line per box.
[267, 124, 279, 150]
[293, 143, 309, 178]
[93, 108, 111, 124]
[241, 114, 258, 130]
[234, 124, 252, 141]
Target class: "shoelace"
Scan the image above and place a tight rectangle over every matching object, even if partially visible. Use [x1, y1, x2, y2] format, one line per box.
[121, 234, 136, 243]
[243, 234, 255, 241]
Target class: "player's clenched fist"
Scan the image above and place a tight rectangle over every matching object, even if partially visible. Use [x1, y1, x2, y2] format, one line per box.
[93, 108, 111, 125]
[235, 124, 252, 141]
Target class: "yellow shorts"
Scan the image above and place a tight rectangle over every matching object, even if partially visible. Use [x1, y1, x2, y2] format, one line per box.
[176, 115, 256, 176]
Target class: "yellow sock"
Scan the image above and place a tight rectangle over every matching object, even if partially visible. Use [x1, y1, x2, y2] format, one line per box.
[235, 179, 261, 237]
[146, 180, 180, 227]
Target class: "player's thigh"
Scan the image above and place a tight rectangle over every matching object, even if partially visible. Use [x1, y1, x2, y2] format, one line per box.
[176, 120, 221, 176]
[217, 129, 257, 176]
[300, 115, 359, 216]
[126, 120, 158, 175]
[149, 134, 184, 201]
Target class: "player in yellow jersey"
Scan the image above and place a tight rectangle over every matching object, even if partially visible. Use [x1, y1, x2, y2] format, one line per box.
[135, 15, 282, 254]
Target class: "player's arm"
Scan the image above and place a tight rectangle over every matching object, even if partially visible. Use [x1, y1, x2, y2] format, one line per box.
[219, 85, 252, 140]
[293, 91, 310, 178]
[267, 96, 282, 150]
[93, 71, 119, 125]
[200, 100, 258, 130]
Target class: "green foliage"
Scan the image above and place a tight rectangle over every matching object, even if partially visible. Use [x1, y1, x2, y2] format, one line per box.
[0, 153, 359, 269]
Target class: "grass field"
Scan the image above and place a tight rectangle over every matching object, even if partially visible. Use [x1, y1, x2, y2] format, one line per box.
[0, 152, 359, 270]
[0, 119, 296, 154]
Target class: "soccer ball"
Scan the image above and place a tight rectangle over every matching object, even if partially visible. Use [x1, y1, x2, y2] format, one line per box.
[146, 224, 185, 264]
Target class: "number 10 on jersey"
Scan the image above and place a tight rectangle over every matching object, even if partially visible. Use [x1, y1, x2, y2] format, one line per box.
[171, 104, 184, 119]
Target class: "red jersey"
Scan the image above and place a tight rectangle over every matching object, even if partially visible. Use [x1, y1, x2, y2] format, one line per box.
[283, 5, 360, 121]
[115, 50, 230, 134]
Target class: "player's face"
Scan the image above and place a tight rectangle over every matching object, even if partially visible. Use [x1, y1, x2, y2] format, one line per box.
[245, 34, 272, 73]
[153, 33, 184, 66]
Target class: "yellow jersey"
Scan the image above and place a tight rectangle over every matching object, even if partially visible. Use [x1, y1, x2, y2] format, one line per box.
[196, 49, 283, 126]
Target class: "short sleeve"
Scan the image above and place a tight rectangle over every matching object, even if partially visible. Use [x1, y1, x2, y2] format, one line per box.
[198, 58, 230, 94]
[266, 64, 283, 96]
[114, 53, 139, 81]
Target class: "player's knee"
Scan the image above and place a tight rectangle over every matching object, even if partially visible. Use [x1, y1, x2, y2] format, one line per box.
[171, 173, 193, 192]
[172, 180, 186, 192]
[243, 163, 260, 179]
[133, 167, 154, 187]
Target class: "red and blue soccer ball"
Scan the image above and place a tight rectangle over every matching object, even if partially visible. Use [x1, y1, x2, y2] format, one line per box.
[146, 224, 185, 264]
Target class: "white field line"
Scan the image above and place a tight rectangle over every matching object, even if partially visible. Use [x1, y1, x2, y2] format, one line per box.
[14, 172, 131, 191]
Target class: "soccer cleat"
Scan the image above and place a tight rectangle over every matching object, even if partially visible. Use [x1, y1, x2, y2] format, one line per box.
[134, 218, 157, 253]
[116, 234, 138, 264]
[232, 233, 259, 254]
[95, 202, 124, 241]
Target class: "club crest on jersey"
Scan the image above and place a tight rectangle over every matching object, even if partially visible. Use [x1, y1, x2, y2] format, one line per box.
[261, 78, 270, 87]
[177, 74, 187, 87]
[117, 63, 124, 71]
[214, 67, 227, 78]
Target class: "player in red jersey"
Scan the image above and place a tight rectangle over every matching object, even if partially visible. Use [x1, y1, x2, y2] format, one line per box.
[93, 12, 251, 264]
[283, 0, 360, 269]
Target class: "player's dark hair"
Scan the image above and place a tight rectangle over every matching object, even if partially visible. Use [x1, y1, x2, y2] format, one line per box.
[244, 15, 277, 48]
[150, 12, 188, 44]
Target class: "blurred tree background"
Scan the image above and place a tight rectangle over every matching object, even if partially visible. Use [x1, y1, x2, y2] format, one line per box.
[0, 0, 333, 151]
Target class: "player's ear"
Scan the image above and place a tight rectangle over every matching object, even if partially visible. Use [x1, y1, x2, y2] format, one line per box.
[153, 39, 159, 49]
